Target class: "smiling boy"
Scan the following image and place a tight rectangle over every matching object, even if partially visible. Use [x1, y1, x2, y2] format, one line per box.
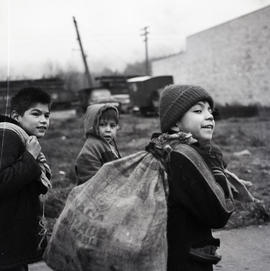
[155, 84, 237, 271]
[175, 100, 215, 142]
[0, 87, 51, 271]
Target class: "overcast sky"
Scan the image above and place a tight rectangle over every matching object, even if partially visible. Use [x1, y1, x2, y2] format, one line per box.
[1, 0, 270, 79]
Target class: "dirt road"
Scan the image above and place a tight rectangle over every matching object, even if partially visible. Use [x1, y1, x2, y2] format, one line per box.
[29, 223, 270, 271]
[214, 223, 270, 271]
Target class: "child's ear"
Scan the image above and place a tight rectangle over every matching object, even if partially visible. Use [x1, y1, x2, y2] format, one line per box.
[11, 110, 20, 121]
[117, 124, 121, 131]
[170, 125, 180, 132]
[171, 120, 182, 132]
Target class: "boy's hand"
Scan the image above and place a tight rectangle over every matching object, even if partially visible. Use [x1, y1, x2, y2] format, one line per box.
[26, 136, 41, 159]
[239, 179, 253, 188]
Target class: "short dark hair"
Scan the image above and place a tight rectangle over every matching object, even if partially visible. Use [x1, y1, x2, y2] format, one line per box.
[100, 108, 119, 124]
[10, 87, 51, 115]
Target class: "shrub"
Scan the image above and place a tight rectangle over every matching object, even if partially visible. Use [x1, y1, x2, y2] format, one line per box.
[215, 103, 259, 120]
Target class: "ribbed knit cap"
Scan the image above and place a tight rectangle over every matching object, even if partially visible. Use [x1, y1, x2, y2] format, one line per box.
[159, 85, 214, 132]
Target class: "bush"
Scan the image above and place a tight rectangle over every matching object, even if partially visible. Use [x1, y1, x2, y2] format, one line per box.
[215, 103, 259, 120]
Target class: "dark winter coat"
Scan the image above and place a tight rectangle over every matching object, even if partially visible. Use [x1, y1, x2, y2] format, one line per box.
[0, 116, 47, 269]
[146, 132, 233, 271]
[75, 104, 120, 185]
[75, 135, 120, 185]
[166, 142, 232, 271]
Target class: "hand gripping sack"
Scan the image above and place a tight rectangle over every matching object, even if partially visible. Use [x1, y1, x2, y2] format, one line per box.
[44, 151, 168, 271]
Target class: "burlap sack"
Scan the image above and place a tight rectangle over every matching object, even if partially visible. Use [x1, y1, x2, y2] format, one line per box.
[44, 151, 168, 271]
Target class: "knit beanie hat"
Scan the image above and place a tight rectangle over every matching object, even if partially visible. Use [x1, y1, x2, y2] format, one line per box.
[159, 84, 214, 132]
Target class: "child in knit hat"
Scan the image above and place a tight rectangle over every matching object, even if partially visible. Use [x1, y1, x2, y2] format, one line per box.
[151, 84, 254, 271]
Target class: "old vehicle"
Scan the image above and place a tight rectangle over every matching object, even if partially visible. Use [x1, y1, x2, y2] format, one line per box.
[77, 76, 140, 113]
[77, 88, 120, 112]
[0, 78, 77, 114]
[95, 76, 138, 113]
[127, 75, 173, 115]
[111, 94, 131, 113]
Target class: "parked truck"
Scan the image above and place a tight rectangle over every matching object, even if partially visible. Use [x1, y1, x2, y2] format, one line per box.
[76, 75, 139, 113]
[0, 78, 77, 114]
[127, 75, 173, 115]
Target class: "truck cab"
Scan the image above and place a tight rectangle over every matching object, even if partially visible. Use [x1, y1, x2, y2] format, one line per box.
[127, 75, 173, 115]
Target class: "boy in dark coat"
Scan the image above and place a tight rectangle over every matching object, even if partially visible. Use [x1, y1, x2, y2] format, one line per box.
[0, 87, 51, 271]
[154, 84, 253, 271]
[75, 103, 121, 185]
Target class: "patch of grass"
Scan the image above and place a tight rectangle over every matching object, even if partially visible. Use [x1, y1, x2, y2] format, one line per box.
[249, 136, 265, 147]
[226, 201, 270, 229]
[215, 103, 259, 119]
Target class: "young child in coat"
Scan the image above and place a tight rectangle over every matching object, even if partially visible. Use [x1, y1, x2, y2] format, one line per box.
[0, 87, 51, 271]
[149, 84, 254, 271]
[75, 103, 121, 185]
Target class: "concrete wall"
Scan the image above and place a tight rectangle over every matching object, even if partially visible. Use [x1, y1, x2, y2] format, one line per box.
[152, 6, 270, 106]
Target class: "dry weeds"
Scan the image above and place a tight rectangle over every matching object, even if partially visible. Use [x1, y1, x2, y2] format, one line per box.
[40, 114, 270, 233]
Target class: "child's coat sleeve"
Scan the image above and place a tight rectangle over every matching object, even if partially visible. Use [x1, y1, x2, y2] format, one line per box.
[75, 137, 118, 185]
[169, 151, 232, 228]
[75, 148, 102, 185]
[0, 130, 41, 197]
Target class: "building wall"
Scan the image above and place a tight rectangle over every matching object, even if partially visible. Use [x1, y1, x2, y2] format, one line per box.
[152, 6, 270, 106]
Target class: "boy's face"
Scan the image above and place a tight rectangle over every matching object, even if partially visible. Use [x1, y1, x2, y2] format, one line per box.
[176, 101, 215, 143]
[98, 118, 118, 143]
[13, 103, 50, 138]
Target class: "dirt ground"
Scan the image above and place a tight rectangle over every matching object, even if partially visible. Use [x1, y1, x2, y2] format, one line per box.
[29, 223, 270, 271]
[32, 110, 270, 270]
[214, 223, 270, 271]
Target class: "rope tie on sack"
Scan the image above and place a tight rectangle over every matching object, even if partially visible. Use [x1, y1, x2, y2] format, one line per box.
[146, 131, 197, 199]
[38, 193, 49, 249]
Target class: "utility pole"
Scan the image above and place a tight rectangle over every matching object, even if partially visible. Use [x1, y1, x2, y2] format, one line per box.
[141, 26, 150, 75]
[73, 16, 94, 88]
